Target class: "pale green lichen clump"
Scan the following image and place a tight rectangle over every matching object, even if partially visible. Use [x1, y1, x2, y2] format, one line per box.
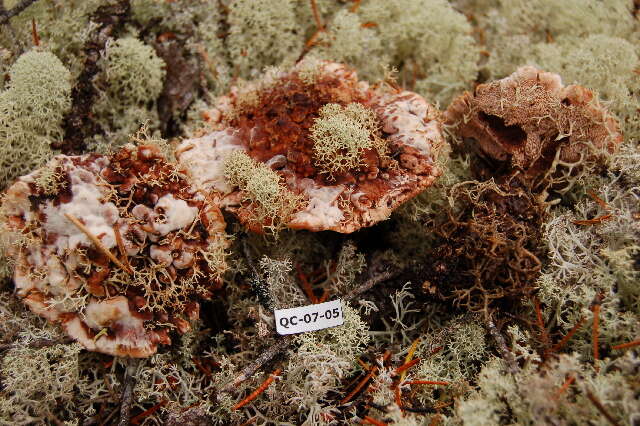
[224, 150, 303, 232]
[0, 50, 71, 189]
[310, 102, 385, 177]
[92, 37, 166, 147]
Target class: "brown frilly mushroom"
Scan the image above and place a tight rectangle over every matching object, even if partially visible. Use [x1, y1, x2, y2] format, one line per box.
[0, 144, 229, 357]
[176, 61, 445, 233]
[445, 66, 623, 178]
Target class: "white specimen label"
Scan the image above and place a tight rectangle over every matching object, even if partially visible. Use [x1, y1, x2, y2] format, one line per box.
[275, 299, 344, 335]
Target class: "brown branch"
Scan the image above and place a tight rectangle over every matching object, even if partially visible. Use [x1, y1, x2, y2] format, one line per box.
[118, 358, 140, 426]
[586, 391, 621, 426]
[219, 335, 293, 394]
[0, 0, 39, 25]
[219, 254, 401, 395]
[233, 368, 282, 410]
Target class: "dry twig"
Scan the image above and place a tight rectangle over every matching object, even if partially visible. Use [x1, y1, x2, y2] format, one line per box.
[118, 358, 141, 426]
[0, 0, 39, 25]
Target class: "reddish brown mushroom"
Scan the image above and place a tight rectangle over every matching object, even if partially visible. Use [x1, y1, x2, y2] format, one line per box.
[0, 144, 229, 357]
[445, 66, 623, 177]
[176, 61, 446, 233]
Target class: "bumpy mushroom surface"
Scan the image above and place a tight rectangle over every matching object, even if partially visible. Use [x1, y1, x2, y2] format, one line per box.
[0, 144, 228, 357]
[176, 61, 445, 233]
[445, 66, 623, 176]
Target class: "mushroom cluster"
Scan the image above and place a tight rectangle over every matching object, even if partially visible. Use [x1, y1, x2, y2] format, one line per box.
[445, 66, 623, 178]
[0, 144, 228, 357]
[176, 61, 445, 233]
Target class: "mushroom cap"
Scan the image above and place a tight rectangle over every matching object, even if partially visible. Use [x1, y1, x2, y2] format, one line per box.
[1, 144, 228, 357]
[176, 61, 445, 233]
[445, 66, 623, 176]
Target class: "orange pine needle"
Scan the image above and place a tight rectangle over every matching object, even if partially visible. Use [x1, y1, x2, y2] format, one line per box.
[592, 303, 601, 362]
[394, 358, 421, 375]
[233, 368, 281, 410]
[340, 367, 378, 405]
[572, 214, 612, 226]
[361, 21, 378, 28]
[587, 190, 610, 210]
[130, 399, 168, 425]
[553, 375, 575, 400]
[296, 265, 318, 303]
[31, 19, 40, 46]
[612, 339, 640, 350]
[310, 0, 324, 30]
[533, 297, 550, 346]
[394, 386, 402, 409]
[403, 380, 449, 386]
[362, 416, 387, 426]
[551, 316, 586, 353]
[350, 0, 362, 13]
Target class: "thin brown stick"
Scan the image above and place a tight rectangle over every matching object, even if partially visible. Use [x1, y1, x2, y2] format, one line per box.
[30, 18, 39, 46]
[612, 339, 640, 350]
[586, 391, 621, 426]
[309, 0, 323, 30]
[550, 316, 585, 353]
[592, 303, 600, 362]
[0, 0, 39, 25]
[130, 399, 168, 425]
[65, 213, 132, 274]
[403, 380, 449, 386]
[118, 358, 140, 426]
[219, 335, 293, 394]
[112, 222, 132, 273]
[233, 368, 281, 410]
[533, 297, 550, 346]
